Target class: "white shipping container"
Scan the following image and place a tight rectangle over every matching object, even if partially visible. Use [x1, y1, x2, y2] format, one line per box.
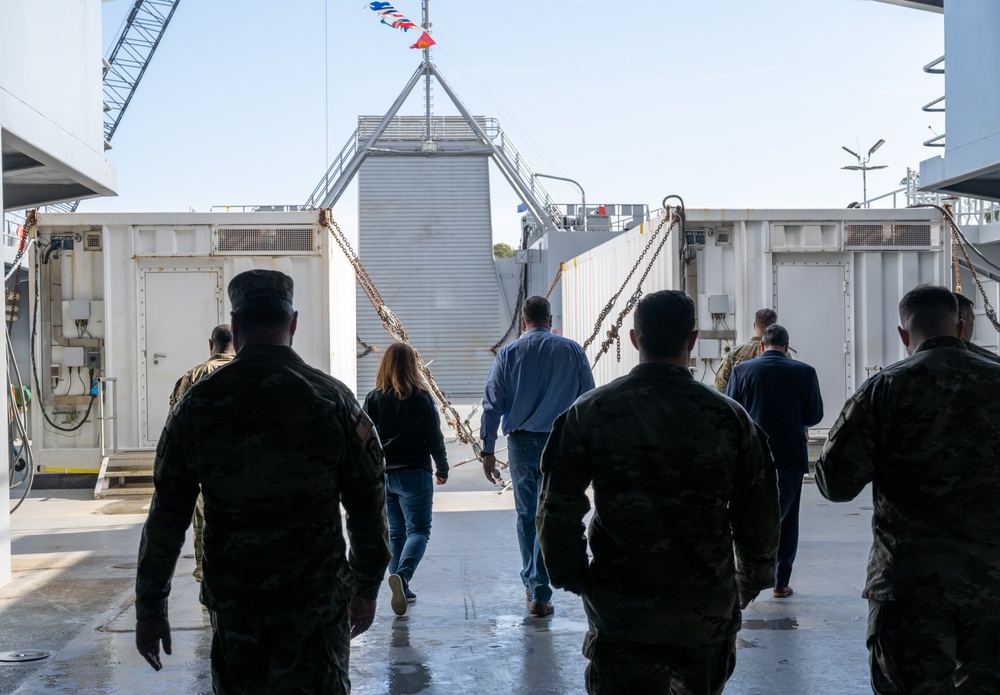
[30, 211, 357, 479]
[561, 208, 949, 428]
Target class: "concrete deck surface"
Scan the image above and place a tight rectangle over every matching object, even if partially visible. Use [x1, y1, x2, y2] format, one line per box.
[3, 436, 876, 694]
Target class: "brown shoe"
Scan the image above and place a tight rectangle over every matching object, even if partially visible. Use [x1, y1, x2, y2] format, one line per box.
[529, 601, 554, 617]
[773, 586, 794, 598]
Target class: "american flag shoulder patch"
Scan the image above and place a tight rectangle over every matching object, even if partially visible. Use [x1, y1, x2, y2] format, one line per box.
[355, 411, 374, 441]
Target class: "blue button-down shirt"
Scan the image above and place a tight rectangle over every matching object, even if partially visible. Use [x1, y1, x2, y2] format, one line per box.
[480, 327, 595, 455]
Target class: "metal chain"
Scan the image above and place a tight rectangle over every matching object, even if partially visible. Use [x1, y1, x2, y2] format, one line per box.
[545, 266, 562, 299]
[951, 232, 962, 295]
[491, 265, 525, 354]
[582, 208, 680, 352]
[940, 203, 1000, 331]
[584, 208, 682, 367]
[356, 336, 377, 359]
[320, 210, 499, 480]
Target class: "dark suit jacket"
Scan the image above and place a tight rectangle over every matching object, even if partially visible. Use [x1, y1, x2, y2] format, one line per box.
[725, 349, 823, 473]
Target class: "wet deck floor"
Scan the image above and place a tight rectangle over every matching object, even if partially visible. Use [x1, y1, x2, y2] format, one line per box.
[3, 438, 875, 694]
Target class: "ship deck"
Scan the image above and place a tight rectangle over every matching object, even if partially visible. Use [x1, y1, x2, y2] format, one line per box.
[4, 434, 874, 694]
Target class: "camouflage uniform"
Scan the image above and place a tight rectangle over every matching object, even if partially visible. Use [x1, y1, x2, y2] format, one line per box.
[817, 336, 1000, 694]
[713, 337, 762, 392]
[538, 362, 780, 695]
[167, 351, 235, 582]
[964, 338, 1000, 364]
[168, 352, 235, 411]
[136, 344, 390, 694]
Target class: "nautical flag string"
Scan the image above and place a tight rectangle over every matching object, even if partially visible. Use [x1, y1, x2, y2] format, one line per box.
[366, 2, 436, 48]
[368, 2, 417, 32]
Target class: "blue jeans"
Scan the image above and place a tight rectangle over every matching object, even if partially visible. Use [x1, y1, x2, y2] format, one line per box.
[386, 469, 433, 584]
[506, 431, 552, 603]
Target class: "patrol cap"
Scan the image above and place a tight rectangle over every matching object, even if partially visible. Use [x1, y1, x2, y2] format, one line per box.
[228, 269, 294, 311]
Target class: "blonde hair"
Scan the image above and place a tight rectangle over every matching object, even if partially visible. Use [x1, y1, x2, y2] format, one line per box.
[375, 342, 427, 400]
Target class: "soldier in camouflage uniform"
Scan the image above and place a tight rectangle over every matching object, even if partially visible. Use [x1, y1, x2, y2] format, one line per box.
[713, 308, 777, 392]
[538, 290, 780, 695]
[954, 291, 1000, 363]
[817, 285, 1000, 694]
[168, 323, 236, 583]
[135, 270, 390, 694]
[168, 324, 236, 410]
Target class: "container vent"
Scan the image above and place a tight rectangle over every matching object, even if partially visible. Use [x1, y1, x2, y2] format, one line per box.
[84, 232, 102, 251]
[216, 227, 315, 253]
[714, 227, 733, 246]
[845, 223, 934, 248]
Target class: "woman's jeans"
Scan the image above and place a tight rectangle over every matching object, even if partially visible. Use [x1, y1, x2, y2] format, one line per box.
[386, 468, 434, 583]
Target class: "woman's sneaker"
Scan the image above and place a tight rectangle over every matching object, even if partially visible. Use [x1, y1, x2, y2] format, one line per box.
[388, 574, 409, 616]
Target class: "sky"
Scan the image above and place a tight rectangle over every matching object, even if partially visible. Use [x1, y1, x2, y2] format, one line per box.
[93, 0, 945, 247]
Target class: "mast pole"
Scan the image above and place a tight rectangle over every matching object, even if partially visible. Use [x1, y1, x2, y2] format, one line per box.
[423, 0, 432, 141]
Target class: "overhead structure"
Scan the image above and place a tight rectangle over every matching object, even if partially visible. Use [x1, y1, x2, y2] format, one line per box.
[306, 60, 563, 236]
[47, 0, 181, 212]
[305, 1, 590, 396]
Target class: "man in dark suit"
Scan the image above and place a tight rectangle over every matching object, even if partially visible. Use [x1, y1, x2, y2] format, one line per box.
[726, 324, 823, 598]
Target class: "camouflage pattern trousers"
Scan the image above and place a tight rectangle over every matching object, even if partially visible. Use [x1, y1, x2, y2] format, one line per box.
[583, 628, 736, 695]
[868, 599, 1000, 694]
[209, 600, 351, 694]
[192, 492, 204, 582]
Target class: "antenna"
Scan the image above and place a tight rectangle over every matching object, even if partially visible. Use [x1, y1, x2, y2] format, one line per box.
[423, 0, 432, 142]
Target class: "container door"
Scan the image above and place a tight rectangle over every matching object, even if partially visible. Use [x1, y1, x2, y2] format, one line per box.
[774, 262, 850, 430]
[140, 267, 223, 446]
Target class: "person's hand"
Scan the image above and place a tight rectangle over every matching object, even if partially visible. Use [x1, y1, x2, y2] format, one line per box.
[349, 595, 376, 638]
[739, 590, 759, 610]
[435, 476, 447, 485]
[482, 453, 498, 484]
[135, 618, 172, 671]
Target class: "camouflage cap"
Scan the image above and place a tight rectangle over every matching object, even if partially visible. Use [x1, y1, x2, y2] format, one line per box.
[228, 269, 294, 311]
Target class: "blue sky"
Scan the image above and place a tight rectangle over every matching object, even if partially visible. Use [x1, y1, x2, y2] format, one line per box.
[94, 0, 943, 246]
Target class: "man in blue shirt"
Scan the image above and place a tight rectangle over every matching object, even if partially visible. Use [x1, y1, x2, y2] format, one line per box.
[481, 295, 595, 617]
[726, 324, 823, 599]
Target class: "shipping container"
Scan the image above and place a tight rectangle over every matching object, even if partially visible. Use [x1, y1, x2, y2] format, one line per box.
[560, 208, 952, 428]
[29, 211, 356, 495]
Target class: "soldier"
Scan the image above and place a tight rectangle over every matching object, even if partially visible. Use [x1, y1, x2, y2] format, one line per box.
[538, 290, 780, 695]
[168, 323, 236, 583]
[481, 295, 594, 618]
[817, 285, 1000, 693]
[168, 324, 236, 411]
[953, 291, 1000, 363]
[726, 323, 823, 598]
[714, 307, 777, 392]
[135, 269, 390, 694]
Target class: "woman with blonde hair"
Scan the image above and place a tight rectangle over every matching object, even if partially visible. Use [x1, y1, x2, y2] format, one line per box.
[363, 342, 448, 617]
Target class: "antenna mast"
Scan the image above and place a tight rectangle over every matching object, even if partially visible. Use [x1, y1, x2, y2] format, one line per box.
[423, 0, 432, 142]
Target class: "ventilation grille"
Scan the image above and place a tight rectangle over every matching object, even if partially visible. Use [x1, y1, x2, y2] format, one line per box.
[845, 223, 934, 248]
[714, 227, 733, 246]
[217, 227, 315, 253]
[84, 232, 102, 251]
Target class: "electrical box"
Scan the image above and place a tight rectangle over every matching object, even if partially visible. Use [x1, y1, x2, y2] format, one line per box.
[85, 349, 101, 370]
[64, 347, 86, 367]
[698, 339, 722, 359]
[707, 294, 730, 314]
[68, 300, 91, 320]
